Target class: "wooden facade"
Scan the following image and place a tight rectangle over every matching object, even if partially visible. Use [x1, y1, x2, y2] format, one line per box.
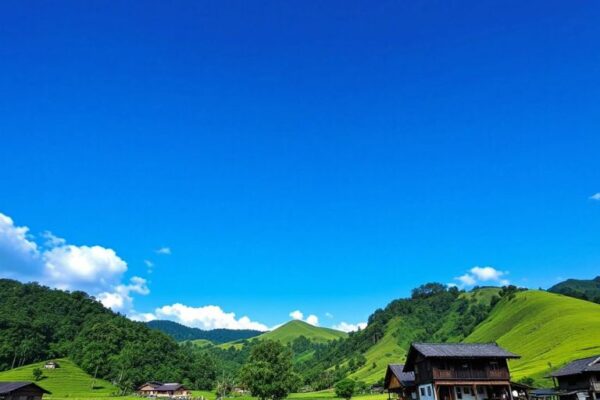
[550, 355, 600, 400]
[402, 343, 520, 400]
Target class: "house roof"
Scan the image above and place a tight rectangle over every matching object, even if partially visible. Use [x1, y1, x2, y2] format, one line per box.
[404, 343, 520, 371]
[384, 364, 416, 389]
[153, 383, 187, 392]
[550, 355, 600, 377]
[0, 382, 51, 395]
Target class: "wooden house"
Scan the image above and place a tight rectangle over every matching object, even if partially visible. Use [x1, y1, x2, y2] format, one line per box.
[137, 382, 190, 398]
[385, 364, 416, 400]
[0, 381, 50, 400]
[401, 343, 520, 400]
[549, 355, 600, 400]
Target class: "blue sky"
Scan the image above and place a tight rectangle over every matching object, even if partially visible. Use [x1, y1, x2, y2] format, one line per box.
[1, 0, 600, 331]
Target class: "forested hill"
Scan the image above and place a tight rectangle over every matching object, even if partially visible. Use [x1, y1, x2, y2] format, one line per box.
[549, 276, 600, 303]
[146, 319, 263, 343]
[0, 279, 217, 392]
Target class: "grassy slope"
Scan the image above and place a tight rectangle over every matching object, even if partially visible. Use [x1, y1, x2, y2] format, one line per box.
[348, 288, 501, 384]
[258, 321, 348, 345]
[466, 290, 600, 385]
[190, 338, 214, 348]
[0, 358, 119, 399]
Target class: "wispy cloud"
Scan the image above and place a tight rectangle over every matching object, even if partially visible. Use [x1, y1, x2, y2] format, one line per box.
[155, 247, 171, 255]
[590, 193, 600, 201]
[332, 321, 367, 332]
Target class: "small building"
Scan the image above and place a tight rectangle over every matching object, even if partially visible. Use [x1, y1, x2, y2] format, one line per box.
[0, 381, 50, 400]
[549, 355, 600, 400]
[385, 364, 416, 400]
[401, 343, 521, 400]
[44, 361, 59, 369]
[137, 382, 190, 398]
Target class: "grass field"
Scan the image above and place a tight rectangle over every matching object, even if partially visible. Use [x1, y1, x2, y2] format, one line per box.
[466, 290, 600, 385]
[0, 358, 122, 399]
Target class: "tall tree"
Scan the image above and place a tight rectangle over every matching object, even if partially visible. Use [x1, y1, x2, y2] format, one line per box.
[239, 340, 300, 400]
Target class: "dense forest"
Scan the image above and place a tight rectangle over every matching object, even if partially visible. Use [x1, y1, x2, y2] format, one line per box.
[146, 320, 262, 343]
[0, 279, 217, 393]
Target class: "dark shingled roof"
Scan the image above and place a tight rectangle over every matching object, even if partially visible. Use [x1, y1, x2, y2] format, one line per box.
[550, 355, 600, 377]
[387, 364, 416, 387]
[411, 343, 520, 358]
[0, 382, 51, 395]
[403, 343, 519, 371]
[155, 383, 186, 392]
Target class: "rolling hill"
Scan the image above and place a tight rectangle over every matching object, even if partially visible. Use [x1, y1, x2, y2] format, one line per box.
[466, 290, 600, 385]
[347, 287, 502, 383]
[146, 319, 263, 343]
[0, 358, 118, 399]
[257, 320, 348, 344]
[549, 276, 600, 303]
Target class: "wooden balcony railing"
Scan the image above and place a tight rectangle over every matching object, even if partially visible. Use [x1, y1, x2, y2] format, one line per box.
[433, 368, 510, 380]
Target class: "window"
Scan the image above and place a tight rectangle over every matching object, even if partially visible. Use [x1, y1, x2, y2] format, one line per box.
[456, 387, 463, 399]
[478, 387, 485, 395]
[463, 387, 471, 395]
[421, 388, 426, 396]
[489, 361, 499, 370]
[427, 387, 432, 397]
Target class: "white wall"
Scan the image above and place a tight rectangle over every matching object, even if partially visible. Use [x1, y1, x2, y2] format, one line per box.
[418, 384, 436, 400]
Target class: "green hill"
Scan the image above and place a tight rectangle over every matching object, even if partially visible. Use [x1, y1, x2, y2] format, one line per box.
[347, 287, 502, 383]
[146, 320, 262, 343]
[0, 358, 118, 399]
[549, 276, 600, 303]
[466, 290, 600, 385]
[258, 320, 348, 344]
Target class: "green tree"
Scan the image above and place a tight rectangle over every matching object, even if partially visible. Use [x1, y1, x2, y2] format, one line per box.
[32, 367, 43, 381]
[239, 340, 300, 400]
[334, 379, 356, 400]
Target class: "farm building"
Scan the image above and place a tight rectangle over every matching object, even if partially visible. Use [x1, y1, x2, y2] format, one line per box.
[44, 361, 59, 369]
[399, 343, 520, 400]
[384, 364, 416, 400]
[549, 355, 600, 400]
[137, 382, 190, 398]
[0, 381, 50, 400]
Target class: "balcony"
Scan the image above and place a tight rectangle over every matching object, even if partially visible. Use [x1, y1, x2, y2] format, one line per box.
[433, 368, 510, 381]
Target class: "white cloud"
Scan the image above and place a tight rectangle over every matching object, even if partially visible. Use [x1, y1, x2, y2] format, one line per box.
[44, 245, 127, 292]
[589, 193, 600, 201]
[454, 266, 509, 288]
[98, 276, 149, 312]
[290, 310, 304, 320]
[152, 303, 268, 331]
[325, 312, 334, 318]
[288, 310, 319, 326]
[144, 260, 154, 268]
[0, 211, 149, 316]
[333, 321, 367, 333]
[306, 314, 319, 326]
[156, 247, 171, 255]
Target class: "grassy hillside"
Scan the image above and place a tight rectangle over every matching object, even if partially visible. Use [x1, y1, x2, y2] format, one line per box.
[466, 290, 600, 385]
[256, 321, 348, 345]
[0, 358, 118, 399]
[347, 287, 502, 384]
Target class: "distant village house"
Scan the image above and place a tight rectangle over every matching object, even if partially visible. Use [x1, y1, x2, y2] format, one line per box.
[0, 382, 50, 400]
[386, 343, 520, 400]
[137, 382, 190, 398]
[43, 361, 59, 369]
[550, 355, 600, 400]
